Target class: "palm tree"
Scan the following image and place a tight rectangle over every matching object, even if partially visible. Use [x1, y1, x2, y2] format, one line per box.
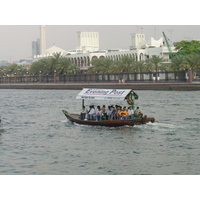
[149, 55, 165, 80]
[171, 55, 186, 71]
[29, 58, 50, 75]
[87, 66, 96, 74]
[134, 61, 145, 72]
[143, 59, 154, 72]
[67, 64, 80, 74]
[184, 54, 200, 70]
[89, 57, 114, 73]
[49, 52, 63, 73]
[56, 57, 72, 74]
[116, 56, 135, 73]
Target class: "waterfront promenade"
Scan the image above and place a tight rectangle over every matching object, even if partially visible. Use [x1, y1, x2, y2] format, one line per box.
[0, 82, 200, 90]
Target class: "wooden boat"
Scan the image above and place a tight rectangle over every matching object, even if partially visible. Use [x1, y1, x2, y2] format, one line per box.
[62, 110, 155, 127]
[62, 88, 155, 127]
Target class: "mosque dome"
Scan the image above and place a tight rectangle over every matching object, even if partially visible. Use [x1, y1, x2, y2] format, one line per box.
[45, 45, 66, 54]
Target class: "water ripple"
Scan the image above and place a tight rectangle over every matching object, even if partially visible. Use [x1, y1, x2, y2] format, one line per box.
[0, 89, 200, 175]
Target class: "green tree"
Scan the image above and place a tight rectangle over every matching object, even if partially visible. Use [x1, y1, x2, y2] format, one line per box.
[56, 57, 72, 74]
[149, 55, 165, 71]
[149, 55, 165, 80]
[143, 59, 154, 71]
[175, 40, 200, 55]
[184, 54, 200, 70]
[87, 66, 95, 74]
[0, 64, 27, 76]
[30, 54, 73, 75]
[49, 52, 63, 73]
[171, 55, 187, 71]
[116, 56, 135, 73]
[134, 61, 145, 72]
[29, 58, 50, 75]
[67, 64, 80, 74]
[88, 57, 114, 73]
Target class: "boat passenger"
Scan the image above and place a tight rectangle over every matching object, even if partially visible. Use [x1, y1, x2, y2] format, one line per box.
[101, 105, 107, 116]
[119, 107, 128, 119]
[116, 106, 121, 119]
[127, 106, 134, 119]
[134, 107, 143, 117]
[80, 106, 88, 119]
[95, 106, 104, 121]
[111, 106, 117, 120]
[85, 105, 95, 120]
[107, 106, 113, 120]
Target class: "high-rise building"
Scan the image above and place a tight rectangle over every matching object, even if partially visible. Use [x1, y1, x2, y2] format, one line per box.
[32, 38, 40, 59]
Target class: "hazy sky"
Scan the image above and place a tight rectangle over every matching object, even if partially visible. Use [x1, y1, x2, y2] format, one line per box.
[1, 0, 200, 62]
[0, 25, 200, 62]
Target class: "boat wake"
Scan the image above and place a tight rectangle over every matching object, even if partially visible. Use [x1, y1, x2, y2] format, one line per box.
[144, 121, 200, 134]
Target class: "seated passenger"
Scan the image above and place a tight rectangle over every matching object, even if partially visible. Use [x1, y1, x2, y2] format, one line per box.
[107, 106, 113, 120]
[80, 106, 88, 119]
[134, 107, 143, 117]
[119, 107, 128, 119]
[112, 106, 117, 120]
[85, 105, 95, 120]
[95, 106, 103, 121]
[101, 105, 106, 115]
[116, 106, 122, 119]
[108, 105, 117, 120]
[127, 106, 134, 119]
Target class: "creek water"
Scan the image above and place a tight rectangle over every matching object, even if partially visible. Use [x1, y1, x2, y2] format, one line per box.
[0, 89, 200, 175]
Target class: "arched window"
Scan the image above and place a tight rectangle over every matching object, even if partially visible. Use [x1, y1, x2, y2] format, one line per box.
[77, 57, 80, 67]
[92, 56, 98, 60]
[140, 53, 144, 61]
[135, 53, 138, 61]
[87, 56, 90, 66]
[80, 57, 84, 67]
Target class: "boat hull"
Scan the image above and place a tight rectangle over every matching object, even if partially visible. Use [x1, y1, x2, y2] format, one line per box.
[62, 110, 155, 127]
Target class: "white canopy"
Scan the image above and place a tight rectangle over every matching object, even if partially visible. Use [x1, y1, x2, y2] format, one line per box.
[76, 88, 132, 101]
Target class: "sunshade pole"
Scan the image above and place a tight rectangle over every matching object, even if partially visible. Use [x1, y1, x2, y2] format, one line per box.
[82, 99, 84, 107]
[131, 90, 135, 110]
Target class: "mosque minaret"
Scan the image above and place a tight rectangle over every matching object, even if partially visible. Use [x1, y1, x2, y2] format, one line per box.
[40, 25, 46, 55]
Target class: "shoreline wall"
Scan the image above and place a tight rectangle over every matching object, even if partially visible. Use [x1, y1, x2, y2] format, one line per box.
[0, 83, 200, 90]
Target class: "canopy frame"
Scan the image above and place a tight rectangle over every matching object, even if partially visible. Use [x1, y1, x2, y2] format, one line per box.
[76, 88, 139, 109]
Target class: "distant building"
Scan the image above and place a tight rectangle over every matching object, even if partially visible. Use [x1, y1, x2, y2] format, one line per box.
[0, 60, 10, 66]
[77, 31, 99, 52]
[15, 58, 32, 69]
[131, 33, 146, 49]
[32, 38, 40, 60]
[45, 45, 66, 55]
[33, 25, 177, 72]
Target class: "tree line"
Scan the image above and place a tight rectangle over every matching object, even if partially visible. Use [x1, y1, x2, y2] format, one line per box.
[1, 40, 200, 76]
[29, 52, 80, 75]
[0, 52, 80, 76]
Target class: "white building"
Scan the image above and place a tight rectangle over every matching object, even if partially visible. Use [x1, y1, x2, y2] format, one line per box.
[131, 33, 146, 49]
[33, 26, 177, 71]
[77, 31, 99, 52]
